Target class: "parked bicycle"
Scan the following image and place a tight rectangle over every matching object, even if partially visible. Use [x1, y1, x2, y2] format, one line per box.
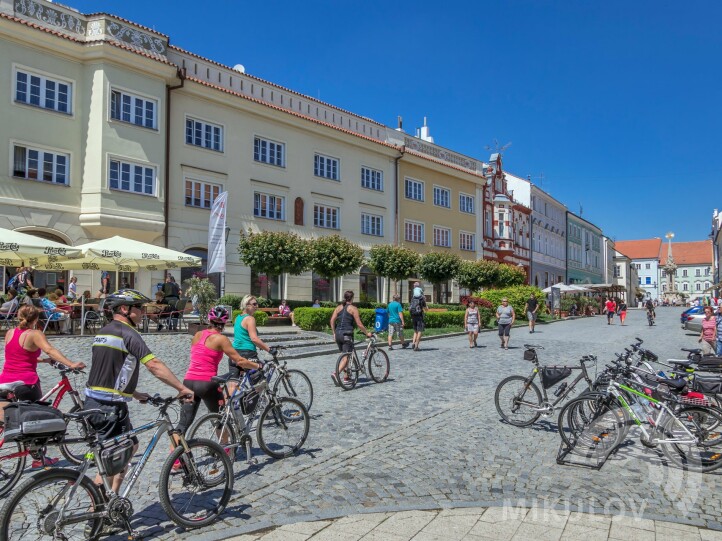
[266, 346, 314, 412]
[0, 395, 234, 540]
[333, 333, 389, 391]
[494, 345, 596, 426]
[187, 364, 310, 464]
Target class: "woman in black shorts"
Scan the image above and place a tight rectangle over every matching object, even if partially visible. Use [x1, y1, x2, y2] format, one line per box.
[330, 290, 371, 384]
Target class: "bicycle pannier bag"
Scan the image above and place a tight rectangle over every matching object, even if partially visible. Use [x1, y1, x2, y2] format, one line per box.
[541, 367, 572, 389]
[99, 439, 134, 476]
[693, 377, 722, 395]
[697, 356, 722, 372]
[3, 403, 65, 443]
[238, 370, 265, 415]
[523, 350, 536, 361]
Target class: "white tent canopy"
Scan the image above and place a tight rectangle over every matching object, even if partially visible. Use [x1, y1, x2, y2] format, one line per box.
[0, 227, 82, 267]
[542, 282, 581, 294]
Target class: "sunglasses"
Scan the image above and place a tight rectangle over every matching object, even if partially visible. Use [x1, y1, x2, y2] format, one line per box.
[249, 302, 258, 306]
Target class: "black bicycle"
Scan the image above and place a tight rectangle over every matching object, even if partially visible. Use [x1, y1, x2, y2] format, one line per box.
[494, 345, 596, 426]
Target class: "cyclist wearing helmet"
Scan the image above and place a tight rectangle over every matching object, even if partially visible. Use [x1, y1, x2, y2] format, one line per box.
[83, 289, 194, 493]
[176, 305, 263, 436]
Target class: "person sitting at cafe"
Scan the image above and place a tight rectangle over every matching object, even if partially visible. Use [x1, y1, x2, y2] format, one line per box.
[54, 288, 68, 304]
[278, 299, 297, 326]
[147, 291, 173, 331]
[23, 288, 38, 307]
[37, 287, 71, 334]
[0, 289, 19, 320]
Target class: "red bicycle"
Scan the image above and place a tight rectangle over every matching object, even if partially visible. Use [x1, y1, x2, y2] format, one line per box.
[0, 363, 87, 497]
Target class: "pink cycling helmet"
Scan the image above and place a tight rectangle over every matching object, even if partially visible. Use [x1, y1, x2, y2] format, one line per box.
[207, 305, 230, 325]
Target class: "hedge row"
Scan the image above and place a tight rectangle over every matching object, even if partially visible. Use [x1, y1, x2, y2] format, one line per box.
[230, 309, 268, 327]
[293, 307, 478, 332]
[478, 285, 547, 321]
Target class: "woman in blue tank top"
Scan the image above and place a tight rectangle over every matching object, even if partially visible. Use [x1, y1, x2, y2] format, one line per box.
[232, 295, 272, 379]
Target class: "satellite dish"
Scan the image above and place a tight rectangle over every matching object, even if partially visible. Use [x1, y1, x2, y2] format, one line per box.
[233, 64, 245, 73]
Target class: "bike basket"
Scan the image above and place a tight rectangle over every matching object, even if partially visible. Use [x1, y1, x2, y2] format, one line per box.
[541, 367, 572, 389]
[523, 350, 537, 362]
[2, 403, 65, 443]
[99, 439, 134, 476]
[692, 377, 722, 395]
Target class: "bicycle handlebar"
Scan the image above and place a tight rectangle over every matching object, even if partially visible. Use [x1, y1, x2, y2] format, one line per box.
[50, 361, 85, 375]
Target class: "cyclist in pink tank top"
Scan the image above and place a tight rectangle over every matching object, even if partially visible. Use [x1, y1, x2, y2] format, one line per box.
[176, 306, 263, 436]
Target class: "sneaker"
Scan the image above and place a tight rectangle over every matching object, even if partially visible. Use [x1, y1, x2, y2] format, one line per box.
[388, 346, 394, 350]
[31, 456, 59, 468]
[157, 324, 164, 331]
[172, 459, 182, 471]
[330, 372, 340, 387]
[342, 373, 351, 383]
[401, 342, 409, 349]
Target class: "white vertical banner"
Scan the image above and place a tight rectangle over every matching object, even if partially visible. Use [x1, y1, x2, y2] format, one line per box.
[207, 191, 228, 274]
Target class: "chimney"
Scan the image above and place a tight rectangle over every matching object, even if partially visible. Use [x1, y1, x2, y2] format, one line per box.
[396, 116, 404, 132]
[419, 116, 434, 143]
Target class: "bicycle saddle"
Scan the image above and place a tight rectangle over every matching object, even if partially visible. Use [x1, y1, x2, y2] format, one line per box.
[658, 377, 688, 391]
[682, 348, 702, 354]
[0, 381, 25, 393]
[211, 373, 233, 384]
[667, 359, 695, 368]
[523, 344, 544, 350]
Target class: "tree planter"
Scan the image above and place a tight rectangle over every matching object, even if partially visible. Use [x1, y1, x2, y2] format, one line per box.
[187, 322, 204, 335]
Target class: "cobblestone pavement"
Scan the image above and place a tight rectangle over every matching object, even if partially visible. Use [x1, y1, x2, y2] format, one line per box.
[3, 307, 721, 540]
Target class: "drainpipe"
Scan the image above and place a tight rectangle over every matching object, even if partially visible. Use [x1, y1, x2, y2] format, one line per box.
[163, 68, 186, 248]
[392, 147, 405, 299]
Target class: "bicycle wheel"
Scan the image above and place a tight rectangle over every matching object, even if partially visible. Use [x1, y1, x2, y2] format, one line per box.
[159, 438, 234, 529]
[257, 396, 309, 459]
[368, 348, 390, 383]
[273, 369, 314, 411]
[335, 354, 358, 390]
[0, 467, 102, 541]
[186, 412, 238, 452]
[59, 405, 90, 465]
[0, 439, 26, 498]
[557, 394, 627, 456]
[494, 375, 543, 426]
[659, 406, 722, 472]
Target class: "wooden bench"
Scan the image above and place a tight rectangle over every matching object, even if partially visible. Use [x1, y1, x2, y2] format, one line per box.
[259, 307, 291, 326]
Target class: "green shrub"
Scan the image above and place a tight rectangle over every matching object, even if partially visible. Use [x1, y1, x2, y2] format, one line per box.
[478, 286, 546, 320]
[230, 310, 268, 327]
[294, 307, 334, 331]
[294, 307, 470, 331]
[218, 295, 243, 310]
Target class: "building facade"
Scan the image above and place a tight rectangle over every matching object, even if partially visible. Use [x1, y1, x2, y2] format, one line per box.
[613, 249, 638, 302]
[566, 212, 604, 284]
[712, 209, 722, 297]
[659, 240, 713, 301]
[614, 239, 663, 301]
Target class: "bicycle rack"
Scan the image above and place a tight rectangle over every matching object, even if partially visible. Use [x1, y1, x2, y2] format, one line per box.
[556, 429, 619, 470]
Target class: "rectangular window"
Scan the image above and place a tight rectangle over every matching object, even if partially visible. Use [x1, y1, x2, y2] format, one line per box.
[404, 178, 424, 201]
[15, 70, 71, 114]
[459, 193, 475, 214]
[433, 226, 451, 248]
[109, 159, 155, 195]
[404, 221, 424, 243]
[185, 179, 221, 209]
[361, 213, 383, 236]
[498, 212, 505, 237]
[696, 269, 701, 277]
[696, 283, 701, 291]
[253, 136, 284, 166]
[682, 269, 688, 277]
[314, 154, 339, 180]
[645, 277, 651, 285]
[645, 263, 651, 269]
[361, 167, 383, 191]
[314, 204, 339, 229]
[110, 89, 157, 129]
[459, 232, 475, 251]
[12, 144, 68, 185]
[433, 186, 451, 208]
[661, 270, 667, 277]
[253, 192, 285, 220]
[185, 118, 223, 151]
[683, 283, 688, 291]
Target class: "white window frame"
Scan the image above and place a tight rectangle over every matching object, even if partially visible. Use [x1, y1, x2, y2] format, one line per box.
[404, 220, 425, 243]
[185, 178, 222, 209]
[361, 166, 383, 191]
[186, 116, 224, 152]
[459, 192, 475, 214]
[109, 87, 158, 130]
[11, 142, 70, 186]
[433, 226, 451, 248]
[108, 157, 157, 196]
[13, 66, 72, 115]
[433, 186, 451, 208]
[404, 177, 424, 201]
[254, 136, 285, 167]
[361, 213, 383, 236]
[314, 203, 340, 229]
[314, 153, 339, 180]
[459, 231, 475, 252]
[253, 192, 285, 221]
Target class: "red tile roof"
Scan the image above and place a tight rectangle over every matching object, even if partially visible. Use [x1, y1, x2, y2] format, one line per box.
[659, 240, 712, 266]
[614, 239, 662, 260]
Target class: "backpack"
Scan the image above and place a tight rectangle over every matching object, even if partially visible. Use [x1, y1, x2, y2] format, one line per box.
[6, 274, 19, 291]
[410, 295, 424, 316]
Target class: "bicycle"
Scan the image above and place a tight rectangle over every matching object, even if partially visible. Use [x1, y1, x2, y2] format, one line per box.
[494, 345, 596, 427]
[0, 395, 234, 540]
[187, 365, 310, 464]
[266, 346, 314, 412]
[333, 333, 390, 391]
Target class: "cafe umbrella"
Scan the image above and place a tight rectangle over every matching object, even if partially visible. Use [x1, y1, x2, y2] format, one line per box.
[0, 227, 82, 267]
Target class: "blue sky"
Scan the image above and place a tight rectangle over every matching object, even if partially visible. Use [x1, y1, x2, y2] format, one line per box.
[71, 0, 721, 242]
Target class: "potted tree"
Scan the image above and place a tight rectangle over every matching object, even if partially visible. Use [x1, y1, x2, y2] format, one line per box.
[184, 276, 218, 335]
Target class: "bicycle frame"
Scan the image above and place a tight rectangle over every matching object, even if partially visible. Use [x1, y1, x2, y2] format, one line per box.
[43, 372, 83, 410]
[524, 360, 594, 410]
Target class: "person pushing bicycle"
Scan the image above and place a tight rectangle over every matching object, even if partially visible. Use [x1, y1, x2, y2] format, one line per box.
[330, 290, 372, 385]
[83, 289, 194, 494]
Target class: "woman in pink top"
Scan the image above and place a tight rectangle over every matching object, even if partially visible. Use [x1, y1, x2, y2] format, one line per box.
[1, 305, 85, 467]
[699, 306, 718, 355]
[176, 306, 263, 435]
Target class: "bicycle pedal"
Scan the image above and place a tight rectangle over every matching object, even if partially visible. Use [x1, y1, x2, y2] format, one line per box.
[248, 457, 258, 466]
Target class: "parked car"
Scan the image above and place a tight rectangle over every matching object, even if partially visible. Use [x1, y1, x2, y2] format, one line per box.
[681, 306, 705, 324]
[684, 312, 705, 333]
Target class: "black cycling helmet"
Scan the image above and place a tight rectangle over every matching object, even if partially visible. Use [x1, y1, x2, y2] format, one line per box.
[104, 289, 151, 313]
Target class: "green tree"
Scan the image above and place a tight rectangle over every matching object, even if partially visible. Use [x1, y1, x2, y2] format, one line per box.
[495, 263, 527, 288]
[368, 244, 420, 299]
[418, 252, 462, 303]
[238, 230, 311, 277]
[456, 260, 486, 293]
[310, 235, 364, 300]
[185, 277, 218, 324]
[477, 259, 501, 289]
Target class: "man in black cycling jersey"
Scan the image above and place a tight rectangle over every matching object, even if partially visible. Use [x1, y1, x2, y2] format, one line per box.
[645, 298, 656, 322]
[83, 289, 194, 493]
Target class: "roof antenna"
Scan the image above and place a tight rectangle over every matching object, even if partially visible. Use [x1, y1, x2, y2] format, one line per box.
[579, 203, 583, 217]
[484, 139, 512, 154]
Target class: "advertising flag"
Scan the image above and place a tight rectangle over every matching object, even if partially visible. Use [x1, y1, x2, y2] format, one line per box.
[207, 191, 228, 274]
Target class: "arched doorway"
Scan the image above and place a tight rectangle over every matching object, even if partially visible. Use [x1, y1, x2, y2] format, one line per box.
[180, 248, 221, 297]
[6, 230, 69, 294]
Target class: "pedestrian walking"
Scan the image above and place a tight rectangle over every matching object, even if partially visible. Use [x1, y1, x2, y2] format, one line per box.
[67, 276, 77, 301]
[496, 298, 515, 350]
[605, 297, 617, 325]
[524, 294, 539, 333]
[330, 290, 372, 385]
[409, 282, 427, 351]
[464, 299, 480, 348]
[617, 299, 628, 325]
[387, 294, 408, 350]
[699, 306, 717, 355]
